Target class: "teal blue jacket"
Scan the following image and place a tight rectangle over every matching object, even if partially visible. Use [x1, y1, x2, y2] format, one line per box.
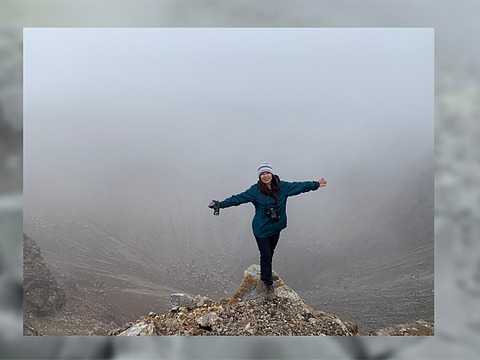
[219, 177, 320, 238]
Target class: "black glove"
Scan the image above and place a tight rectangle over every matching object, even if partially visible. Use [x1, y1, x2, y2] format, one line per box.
[208, 200, 220, 216]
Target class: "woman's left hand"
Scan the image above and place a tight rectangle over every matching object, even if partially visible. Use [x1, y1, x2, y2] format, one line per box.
[318, 178, 327, 187]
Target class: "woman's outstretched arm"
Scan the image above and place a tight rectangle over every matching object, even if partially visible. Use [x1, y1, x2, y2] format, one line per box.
[219, 186, 255, 208]
[284, 178, 327, 197]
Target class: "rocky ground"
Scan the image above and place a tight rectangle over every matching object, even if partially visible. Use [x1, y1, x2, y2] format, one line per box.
[108, 265, 433, 337]
[24, 291, 119, 336]
[110, 296, 359, 336]
[23, 233, 123, 335]
[24, 231, 434, 337]
[23, 232, 237, 336]
[109, 265, 362, 336]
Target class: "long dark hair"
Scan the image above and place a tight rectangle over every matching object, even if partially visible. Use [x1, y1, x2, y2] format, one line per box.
[258, 174, 281, 203]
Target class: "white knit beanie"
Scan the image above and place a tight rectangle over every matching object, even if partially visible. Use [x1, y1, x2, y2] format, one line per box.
[258, 162, 274, 177]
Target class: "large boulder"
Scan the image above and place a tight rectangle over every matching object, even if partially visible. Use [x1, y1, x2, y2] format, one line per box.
[23, 233, 66, 315]
[228, 264, 308, 307]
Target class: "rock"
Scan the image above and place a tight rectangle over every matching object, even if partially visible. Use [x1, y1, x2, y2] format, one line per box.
[117, 319, 157, 336]
[331, 317, 354, 335]
[23, 322, 43, 336]
[170, 293, 194, 308]
[192, 295, 213, 307]
[23, 233, 66, 315]
[228, 264, 309, 308]
[165, 318, 182, 328]
[23, 277, 65, 315]
[343, 320, 359, 334]
[197, 312, 223, 327]
[373, 319, 434, 336]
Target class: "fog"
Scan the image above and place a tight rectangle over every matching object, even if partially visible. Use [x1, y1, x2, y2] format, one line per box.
[23, 28, 433, 334]
[24, 28, 432, 228]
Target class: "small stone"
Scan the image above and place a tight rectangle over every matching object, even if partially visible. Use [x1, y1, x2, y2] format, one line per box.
[170, 293, 194, 308]
[197, 313, 222, 327]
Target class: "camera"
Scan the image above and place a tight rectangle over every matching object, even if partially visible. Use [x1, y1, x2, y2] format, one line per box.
[266, 208, 280, 223]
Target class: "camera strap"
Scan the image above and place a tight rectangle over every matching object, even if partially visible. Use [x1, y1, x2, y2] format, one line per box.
[262, 193, 277, 206]
[262, 193, 280, 222]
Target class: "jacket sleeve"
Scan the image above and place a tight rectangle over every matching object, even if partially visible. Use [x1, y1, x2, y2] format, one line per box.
[220, 186, 255, 208]
[283, 181, 320, 197]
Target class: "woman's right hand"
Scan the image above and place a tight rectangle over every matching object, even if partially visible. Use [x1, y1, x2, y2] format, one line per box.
[318, 178, 327, 187]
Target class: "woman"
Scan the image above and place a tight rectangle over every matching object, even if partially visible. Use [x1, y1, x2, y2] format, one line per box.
[210, 162, 327, 299]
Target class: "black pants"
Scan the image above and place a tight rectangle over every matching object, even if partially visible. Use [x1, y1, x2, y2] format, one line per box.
[254, 232, 280, 286]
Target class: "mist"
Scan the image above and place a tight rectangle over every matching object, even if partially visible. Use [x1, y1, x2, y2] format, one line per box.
[23, 27, 433, 332]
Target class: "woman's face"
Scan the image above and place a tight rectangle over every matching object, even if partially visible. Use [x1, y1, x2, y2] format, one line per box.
[260, 172, 273, 186]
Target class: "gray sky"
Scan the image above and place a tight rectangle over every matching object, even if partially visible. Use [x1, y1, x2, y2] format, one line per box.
[24, 28, 433, 247]
[25, 28, 432, 177]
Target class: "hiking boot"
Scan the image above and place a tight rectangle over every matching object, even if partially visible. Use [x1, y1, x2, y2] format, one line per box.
[265, 284, 275, 300]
